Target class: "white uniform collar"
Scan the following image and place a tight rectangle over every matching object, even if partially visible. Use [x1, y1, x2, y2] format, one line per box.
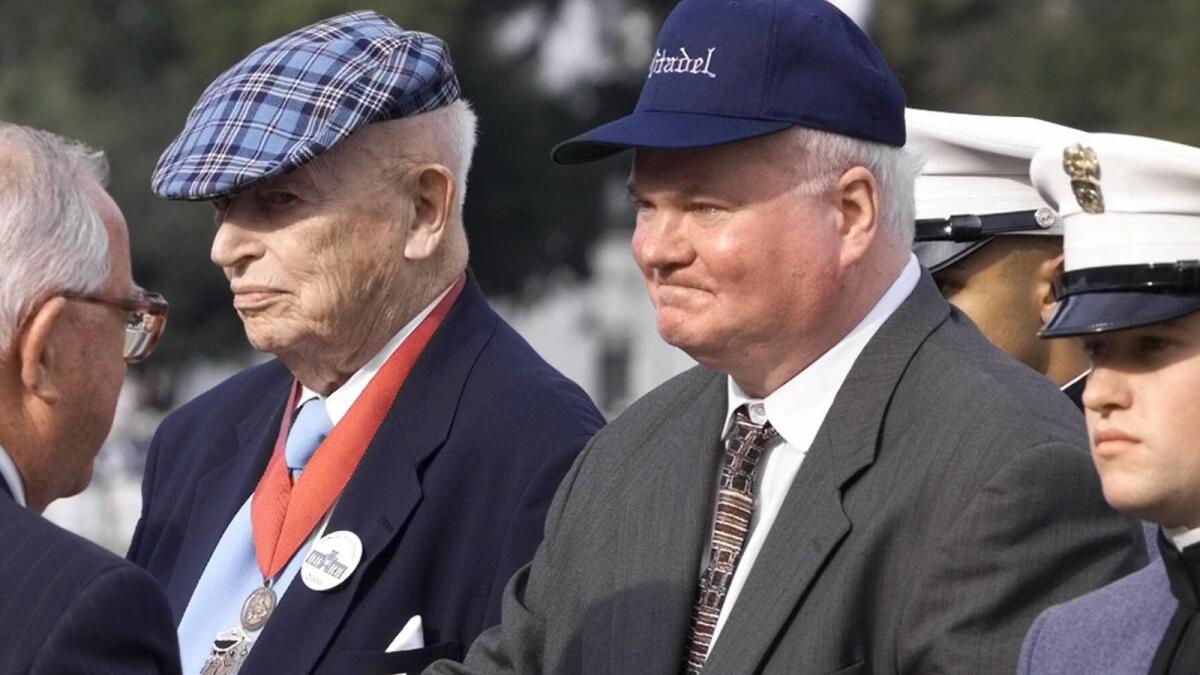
[0, 442, 28, 507]
[725, 254, 921, 446]
[298, 282, 455, 423]
[1165, 525, 1200, 552]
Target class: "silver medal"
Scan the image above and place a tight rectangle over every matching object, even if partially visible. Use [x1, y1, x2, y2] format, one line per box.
[240, 584, 277, 632]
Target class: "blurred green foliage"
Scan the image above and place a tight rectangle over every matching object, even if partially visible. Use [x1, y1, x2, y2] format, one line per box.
[874, 0, 1200, 144]
[1, 0, 1195, 391]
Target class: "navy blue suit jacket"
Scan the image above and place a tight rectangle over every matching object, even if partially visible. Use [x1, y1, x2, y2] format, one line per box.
[127, 278, 604, 674]
[0, 486, 180, 673]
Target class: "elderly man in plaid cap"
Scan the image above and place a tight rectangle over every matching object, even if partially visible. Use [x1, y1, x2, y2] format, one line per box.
[128, 11, 603, 675]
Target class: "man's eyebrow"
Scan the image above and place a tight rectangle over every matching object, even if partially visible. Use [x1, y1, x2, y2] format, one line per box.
[626, 182, 711, 198]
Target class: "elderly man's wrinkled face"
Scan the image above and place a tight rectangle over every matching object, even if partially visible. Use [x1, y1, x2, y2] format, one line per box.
[211, 149, 413, 357]
[1081, 310, 1200, 528]
[628, 135, 843, 372]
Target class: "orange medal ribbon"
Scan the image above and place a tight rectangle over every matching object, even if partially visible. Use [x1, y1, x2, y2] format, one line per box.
[249, 276, 465, 580]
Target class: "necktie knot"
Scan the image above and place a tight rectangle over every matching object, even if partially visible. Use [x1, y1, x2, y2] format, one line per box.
[285, 398, 332, 472]
[722, 406, 775, 484]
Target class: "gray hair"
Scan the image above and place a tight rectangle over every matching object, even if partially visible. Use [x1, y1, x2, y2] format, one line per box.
[789, 127, 918, 245]
[0, 123, 110, 354]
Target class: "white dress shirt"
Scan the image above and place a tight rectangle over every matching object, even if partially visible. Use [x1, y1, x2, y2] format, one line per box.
[706, 254, 920, 649]
[297, 282, 454, 421]
[0, 442, 26, 507]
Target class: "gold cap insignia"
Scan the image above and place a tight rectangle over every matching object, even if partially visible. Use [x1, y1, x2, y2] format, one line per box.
[1062, 143, 1105, 214]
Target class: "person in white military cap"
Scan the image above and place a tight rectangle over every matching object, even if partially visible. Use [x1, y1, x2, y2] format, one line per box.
[1019, 133, 1200, 674]
[909, 109, 1092, 406]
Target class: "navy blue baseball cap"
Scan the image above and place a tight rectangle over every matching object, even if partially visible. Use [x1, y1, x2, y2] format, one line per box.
[153, 11, 460, 201]
[552, 0, 905, 164]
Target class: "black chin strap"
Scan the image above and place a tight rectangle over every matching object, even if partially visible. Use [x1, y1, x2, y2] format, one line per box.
[914, 209, 1054, 242]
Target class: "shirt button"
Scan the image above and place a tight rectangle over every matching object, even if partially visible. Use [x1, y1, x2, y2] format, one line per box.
[749, 402, 766, 422]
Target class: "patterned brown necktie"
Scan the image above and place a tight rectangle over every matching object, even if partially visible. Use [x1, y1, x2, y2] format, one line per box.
[684, 405, 777, 674]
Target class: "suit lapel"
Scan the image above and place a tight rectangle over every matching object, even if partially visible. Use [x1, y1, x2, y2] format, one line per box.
[246, 276, 497, 671]
[164, 368, 290, 618]
[606, 370, 728, 674]
[702, 275, 951, 673]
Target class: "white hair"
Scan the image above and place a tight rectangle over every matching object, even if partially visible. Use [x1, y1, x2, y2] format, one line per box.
[417, 98, 478, 214]
[788, 127, 919, 244]
[0, 123, 110, 354]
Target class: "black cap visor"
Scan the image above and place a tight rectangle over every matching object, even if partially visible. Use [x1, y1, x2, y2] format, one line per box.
[914, 239, 993, 274]
[1041, 261, 1200, 336]
[552, 110, 794, 164]
[1040, 291, 1200, 337]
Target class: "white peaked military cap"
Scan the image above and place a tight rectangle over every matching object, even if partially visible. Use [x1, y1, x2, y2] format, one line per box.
[907, 108, 1081, 272]
[1035, 132, 1200, 337]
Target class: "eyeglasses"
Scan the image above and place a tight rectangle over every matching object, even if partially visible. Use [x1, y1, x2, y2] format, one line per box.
[61, 290, 169, 363]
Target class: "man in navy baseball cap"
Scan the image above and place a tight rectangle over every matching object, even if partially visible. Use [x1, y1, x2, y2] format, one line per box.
[430, 1, 1143, 673]
[134, 11, 603, 675]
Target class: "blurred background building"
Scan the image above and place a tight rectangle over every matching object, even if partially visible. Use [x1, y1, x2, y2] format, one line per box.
[4, 0, 1197, 550]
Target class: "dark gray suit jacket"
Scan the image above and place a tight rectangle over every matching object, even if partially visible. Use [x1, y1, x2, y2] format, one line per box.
[429, 275, 1146, 674]
[1019, 559, 1172, 673]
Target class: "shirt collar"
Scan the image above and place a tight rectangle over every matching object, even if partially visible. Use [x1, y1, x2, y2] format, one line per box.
[0, 442, 28, 507]
[726, 254, 921, 448]
[298, 282, 455, 423]
[1166, 525, 1200, 552]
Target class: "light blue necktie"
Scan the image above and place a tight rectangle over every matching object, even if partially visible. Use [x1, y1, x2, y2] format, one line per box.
[177, 398, 332, 673]
[286, 398, 333, 477]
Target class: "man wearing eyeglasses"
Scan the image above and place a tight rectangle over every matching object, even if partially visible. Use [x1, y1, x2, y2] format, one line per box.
[0, 122, 179, 673]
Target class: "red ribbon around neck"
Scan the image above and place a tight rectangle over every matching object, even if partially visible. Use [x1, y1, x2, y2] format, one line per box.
[249, 276, 465, 580]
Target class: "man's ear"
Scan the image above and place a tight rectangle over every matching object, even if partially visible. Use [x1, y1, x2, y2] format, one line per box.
[833, 166, 881, 267]
[1037, 252, 1065, 324]
[404, 164, 455, 261]
[15, 297, 67, 403]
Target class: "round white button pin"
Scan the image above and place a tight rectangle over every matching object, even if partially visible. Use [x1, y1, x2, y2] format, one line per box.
[301, 530, 363, 592]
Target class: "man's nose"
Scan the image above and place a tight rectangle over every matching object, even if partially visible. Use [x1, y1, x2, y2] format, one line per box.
[1082, 365, 1132, 415]
[633, 211, 694, 272]
[210, 201, 264, 271]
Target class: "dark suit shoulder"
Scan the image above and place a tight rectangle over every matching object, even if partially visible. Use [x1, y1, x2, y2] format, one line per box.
[0, 495, 134, 582]
[550, 365, 721, 504]
[0, 499, 180, 673]
[595, 365, 719, 439]
[472, 317, 605, 435]
[157, 358, 289, 432]
[910, 308, 1086, 447]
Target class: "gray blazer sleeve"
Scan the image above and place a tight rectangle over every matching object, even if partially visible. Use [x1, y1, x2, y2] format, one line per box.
[30, 564, 181, 675]
[898, 441, 1145, 673]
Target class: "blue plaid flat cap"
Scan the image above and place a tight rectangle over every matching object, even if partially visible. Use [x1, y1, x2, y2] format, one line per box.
[153, 10, 460, 200]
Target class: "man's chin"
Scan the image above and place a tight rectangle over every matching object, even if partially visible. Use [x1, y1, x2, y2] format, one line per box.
[243, 327, 295, 356]
[655, 325, 719, 364]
